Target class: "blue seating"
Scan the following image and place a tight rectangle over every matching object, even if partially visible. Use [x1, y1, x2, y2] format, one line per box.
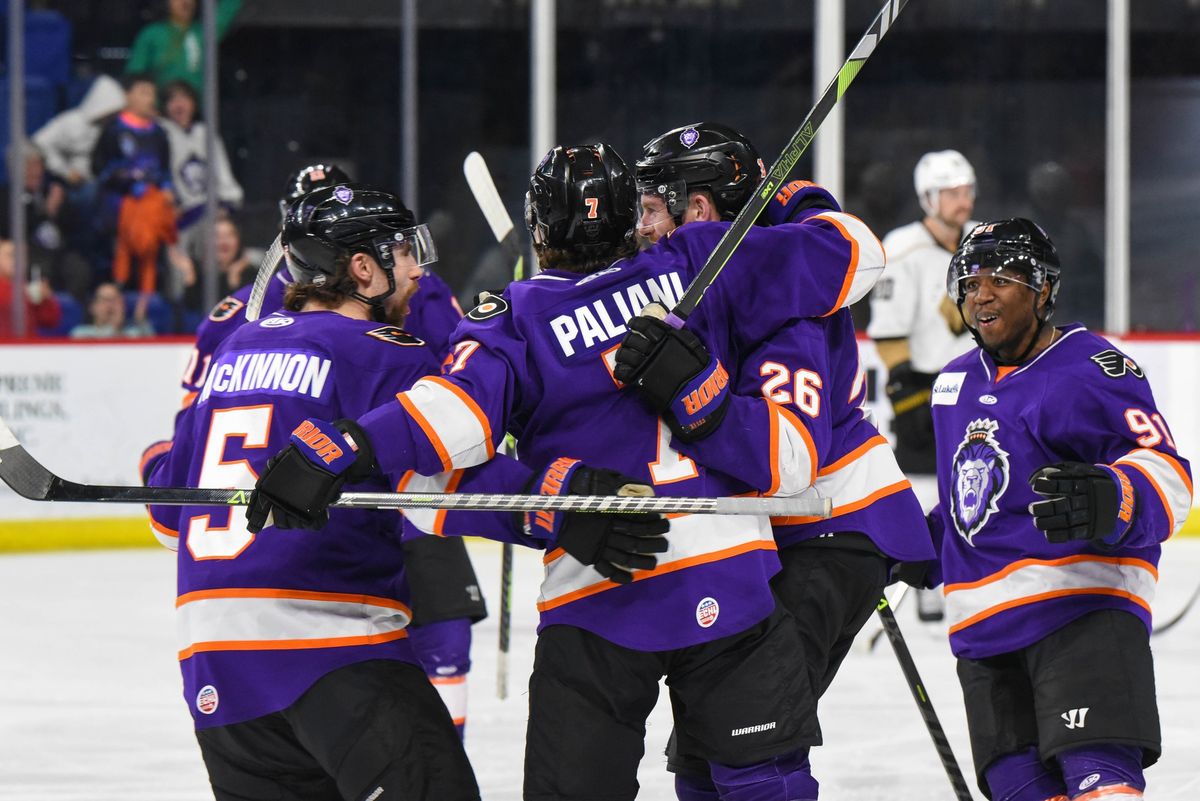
[123, 290, 174, 334]
[0, 75, 59, 184]
[35, 292, 82, 337]
[23, 11, 73, 89]
[0, 10, 72, 88]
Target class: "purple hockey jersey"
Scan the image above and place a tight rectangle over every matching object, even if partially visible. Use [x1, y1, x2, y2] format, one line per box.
[181, 270, 463, 397]
[356, 214, 885, 651]
[148, 310, 442, 729]
[929, 324, 1193, 659]
[680, 308, 932, 561]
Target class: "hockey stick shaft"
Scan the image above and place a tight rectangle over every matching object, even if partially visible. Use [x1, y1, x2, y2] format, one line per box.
[667, 0, 908, 327]
[497, 540, 513, 700]
[867, 583, 911, 652]
[876, 596, 975, 801]
[0, 421, 827, 516]
[245, 234, 284, 322]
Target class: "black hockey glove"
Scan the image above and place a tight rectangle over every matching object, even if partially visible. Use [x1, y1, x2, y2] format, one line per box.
[245, 418, 377, 533]
[885, 361, 936, 453]
[525, 457, 669, 585]
[1028, 462, 1135, 547]
[612, 303, 731, 442]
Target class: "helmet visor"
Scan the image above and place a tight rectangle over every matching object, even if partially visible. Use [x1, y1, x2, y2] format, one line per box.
[635, 177, 689, 219]
[947, 256, 1042, 302]
[378, 223, 438, 271]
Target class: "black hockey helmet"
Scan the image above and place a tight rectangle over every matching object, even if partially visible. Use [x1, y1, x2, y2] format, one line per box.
[635, 122, 765, 222]
[947, 218, 1061, 314]
[278, 163, 353, 220]
[282, 183, 436, 315]
[525, 142, 637, 259]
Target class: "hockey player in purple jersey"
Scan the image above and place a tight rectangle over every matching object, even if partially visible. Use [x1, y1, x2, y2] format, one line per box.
[628, 122, 934, 801]
[246, 142, 885, 801]
[145, 185, 485, 801]
[166, 162, 488, 740]
[926, 219, 1193, 801]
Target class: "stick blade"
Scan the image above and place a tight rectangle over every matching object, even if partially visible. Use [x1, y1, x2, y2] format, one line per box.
[463, 151, 515, 244]
[0, 417, 55, 501]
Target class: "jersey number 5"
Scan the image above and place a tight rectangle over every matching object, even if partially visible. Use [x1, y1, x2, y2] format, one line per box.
[188, 405, 273, 560]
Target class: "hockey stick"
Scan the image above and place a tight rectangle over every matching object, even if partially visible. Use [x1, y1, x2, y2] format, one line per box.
[867, 583, 911, 652]
[1153, 579, 1200, 637]
[665, 0, 909, 328]
[463, 151, 524, 279]
[463, 150, 527, 698]
[0, 418, 828, 517]
[245, 234, 285, 322]
[875, 595, 975, 801]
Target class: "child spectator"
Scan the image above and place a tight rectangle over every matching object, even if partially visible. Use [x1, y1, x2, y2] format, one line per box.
[126, 0, 244, 94]
[91, 73, 193, 296]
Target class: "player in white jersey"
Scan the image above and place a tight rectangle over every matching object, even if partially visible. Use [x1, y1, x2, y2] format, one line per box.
[868, 149, 978, 620]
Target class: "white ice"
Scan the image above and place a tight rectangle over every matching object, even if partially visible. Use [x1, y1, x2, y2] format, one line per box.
[1, 538, 1198, 800]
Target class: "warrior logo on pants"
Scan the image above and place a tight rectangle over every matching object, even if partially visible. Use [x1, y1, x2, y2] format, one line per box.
[950, 419, 1010, 545]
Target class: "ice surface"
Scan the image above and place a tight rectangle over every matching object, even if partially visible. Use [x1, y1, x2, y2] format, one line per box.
[1, 538, 1198, 800]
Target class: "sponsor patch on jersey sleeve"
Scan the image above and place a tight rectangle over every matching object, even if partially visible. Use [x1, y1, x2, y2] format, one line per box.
[208, 296, 245, 322]
[365, 325, 425, 347]
[1090, 349, 1145, 379]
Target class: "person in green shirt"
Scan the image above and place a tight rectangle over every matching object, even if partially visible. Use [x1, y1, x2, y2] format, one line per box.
[125, 0, 244, 94]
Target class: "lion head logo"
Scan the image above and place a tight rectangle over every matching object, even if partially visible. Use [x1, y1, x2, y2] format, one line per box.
[950, 419, 1010, 545]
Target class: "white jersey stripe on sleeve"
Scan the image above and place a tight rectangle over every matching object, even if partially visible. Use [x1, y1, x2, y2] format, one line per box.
[769, 403, 817, 497]
[396, 470, 459, 536]
[401, 378, 494, 471]
[1114, 448, 1194, 538]
[813, 211, 886, 312]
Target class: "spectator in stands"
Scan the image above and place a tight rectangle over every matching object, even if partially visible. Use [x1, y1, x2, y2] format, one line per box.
[214, 217, 259, 292]
[33, 74, 125, 193]
[160, 80, 243, 266]
[126, 0, 244, 94]
[71, 281, 155, 338]
[92, 73, 193, 296]
[0, 240, 62, 338]
[0, 142, 91, 303]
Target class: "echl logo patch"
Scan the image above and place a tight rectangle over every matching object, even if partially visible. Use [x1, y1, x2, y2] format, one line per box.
[950, 419, 1010, 545]
[365, 326, 424, 346]
[208, 295, 245, 322]
[1090, 349, 1145, 379]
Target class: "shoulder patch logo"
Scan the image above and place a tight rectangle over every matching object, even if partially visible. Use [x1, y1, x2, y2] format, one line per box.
[950, 419, 1010, 545]
[259, 315, 294, 328]
[1091, 349, 1144, 379]
[208, 296, 245, 322]
[366, 326, 425, 347]
[467, 294, 509, 321]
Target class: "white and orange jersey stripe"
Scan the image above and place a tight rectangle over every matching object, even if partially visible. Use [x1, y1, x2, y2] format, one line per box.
[395, 469, 464, 536]
[770, 434, 910, 526]
[765, 401, 818, 497]
[149, 516, 180, 551]
[175, 587, 411, 661]
[811, 211, 886, 314]
[1112, 447, 1193, 538]
[944, 554, 1158, 636]
[397, 376, 495, 472]
[535, 512, 775, 613]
